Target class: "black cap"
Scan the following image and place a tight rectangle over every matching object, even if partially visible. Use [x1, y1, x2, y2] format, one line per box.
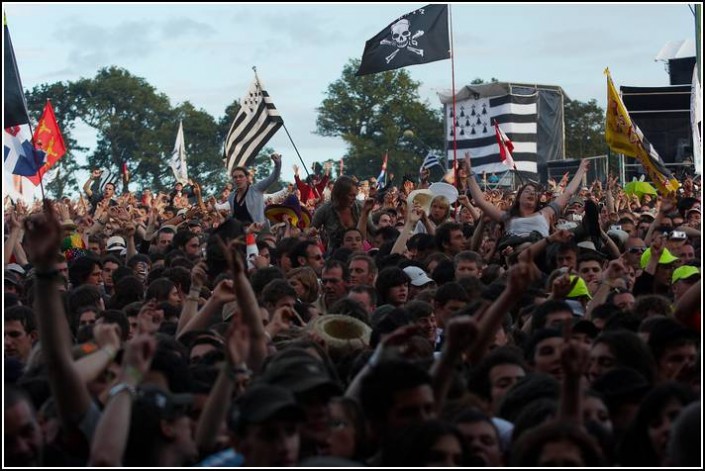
[229, 384, 304, 431]
[260, 355, 342, 396]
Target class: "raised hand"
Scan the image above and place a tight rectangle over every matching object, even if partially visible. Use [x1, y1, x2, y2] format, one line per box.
[225, 316, 250, 367]
[23, 199, 62, 270]
[216, 236, 246, 278]
[136, 299, 161, 335]
[551, 272, 577, 300]
[191, 261, 208, 289]
[270, 153, 282, 165]
[212, 279, 237, 305]
[363, 197, 375, 213]
[548, 229, 574, 244]
[560, 323, 589, 378]
[93, 323, 122, 351]
[292, 164, 299, 176]
[121, 334, 157, 382]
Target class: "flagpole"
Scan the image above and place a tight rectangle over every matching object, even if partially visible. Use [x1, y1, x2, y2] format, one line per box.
[27, 112, 46, 201]
[449, 4, 459, 191]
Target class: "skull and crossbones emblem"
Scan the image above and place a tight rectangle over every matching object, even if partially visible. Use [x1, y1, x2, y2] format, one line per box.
[380, 18, 425, 64]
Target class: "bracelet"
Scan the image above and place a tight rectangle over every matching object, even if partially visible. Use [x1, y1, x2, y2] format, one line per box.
[224, 362, 252, 380]
[185, 295, 200, 302]
[108, 382, 137, 400]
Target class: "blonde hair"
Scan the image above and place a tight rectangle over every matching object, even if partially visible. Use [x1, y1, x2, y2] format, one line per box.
[430, 195, 451, 223]
[286, 266, 320, 303]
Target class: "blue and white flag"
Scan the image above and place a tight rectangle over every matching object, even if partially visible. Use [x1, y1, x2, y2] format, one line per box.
[419, 152, 442, 172]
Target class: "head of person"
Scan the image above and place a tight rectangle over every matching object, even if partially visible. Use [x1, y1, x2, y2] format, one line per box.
[466, 346, 528, 414]
[553, 241, 579, 271]
[433, 282, 470, 329]
[146, 278, 181, 307]
[360, 359, 436, 440]
[104, 182, 115, 199]
[524, 329, 565, 381]
[228, 384, 305, 467]
[321, 260, 350, 307]
[231, 166, 249, 191]
[375, 267, 411, 307]
[511, 420, 604, 467]
[123, 385, 198, 466]
[155, 227, 176, 254]
[291, 240, 324, 275]
[640, 247, 679, 288]
[68, 255, 103, 287]
[647, 318, 698, 382]
[453, 408, 505, 467]
[331, 176, 357, 209]
[588, 330, 656, 385]
[454, 250, 484, 280]
[671, 265, 700, 301]
[4, 386, 43, 466]
[435, 221, 465, 256]
[342, 228, 363, 252]
[429, 195, 451, 223]
[4, 306, 38, 364]
[382, 419, 469, 467]
[347, 285, 377, 315]
[348, 254, 377, 287]
[509, 183, 541, 217]
[285, 267, 320, 304]
[261, 279, 298, 317]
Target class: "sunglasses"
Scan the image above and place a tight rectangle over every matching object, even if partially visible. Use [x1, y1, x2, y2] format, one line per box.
[627, 247, 646, 254]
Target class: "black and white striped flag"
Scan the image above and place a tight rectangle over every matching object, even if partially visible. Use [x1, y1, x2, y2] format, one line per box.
[224, 75, 283, 174]
[447, 92, 538, 175]
[97, 170, 120, 194]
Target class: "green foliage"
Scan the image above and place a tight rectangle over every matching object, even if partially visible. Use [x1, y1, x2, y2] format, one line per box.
[315, 59, 444, 180]
[564, 98, 607, 158]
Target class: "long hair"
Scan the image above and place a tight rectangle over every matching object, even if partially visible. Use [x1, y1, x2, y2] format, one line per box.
[331, 176, 356, 209]
[507, 183, 541, 219]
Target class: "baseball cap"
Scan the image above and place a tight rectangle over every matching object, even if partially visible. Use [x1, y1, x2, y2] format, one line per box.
[403, 266, 434, 287]
[260, 354, 342, 396]
[640, 247, 679, 270]
[4, 269, 21, 288]
[672, 265, 701, 284]
[6, 263, 26, 277]
[228, 384, 304, 432]
[566, 275, 592, 300]
[106, 236, 127, 253]
[135, 385, 193, 419]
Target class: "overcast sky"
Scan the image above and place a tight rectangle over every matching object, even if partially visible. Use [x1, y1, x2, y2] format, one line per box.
[3, 3, 697, 195]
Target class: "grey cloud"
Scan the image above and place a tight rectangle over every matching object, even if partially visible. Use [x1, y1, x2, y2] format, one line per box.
[161, 17, 216, 39]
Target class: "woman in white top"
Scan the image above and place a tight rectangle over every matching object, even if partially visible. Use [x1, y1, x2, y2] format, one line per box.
[464, 152, 589, 238]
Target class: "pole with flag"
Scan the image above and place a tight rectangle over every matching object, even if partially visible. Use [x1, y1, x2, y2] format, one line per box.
[493, 119, 523, 186]
[604, 68, 679, 195]
[691, 66, 702, 175]
[28, 100, 67, 186]
[3, 13, 46, 199]
[170, 120, 189, 185]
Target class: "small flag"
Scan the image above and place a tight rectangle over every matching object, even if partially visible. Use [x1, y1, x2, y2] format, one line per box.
[27, 101, 67, 186]
[98, 171, 120, 194]
[356, 4, 450, 76]
[170, 120, 189, 184]
[494, 120, 515, 168]
[224, 73, 283, 174]
[419, 152, 442, 172]
[604, 68, 678, 195]
[3, 14, 45, 177]
[376, 153, 388, 189]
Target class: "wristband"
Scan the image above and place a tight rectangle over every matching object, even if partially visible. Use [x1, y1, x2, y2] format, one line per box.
[108, 382, 137, 400]
[101, 346, 118, 361]
[124, 366, 144, 384]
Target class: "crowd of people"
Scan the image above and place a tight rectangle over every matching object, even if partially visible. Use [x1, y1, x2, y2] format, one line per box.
[3, 151, 701, 467]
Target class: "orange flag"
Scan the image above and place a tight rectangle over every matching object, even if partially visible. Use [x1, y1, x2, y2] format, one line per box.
[28, 100, 66, 186]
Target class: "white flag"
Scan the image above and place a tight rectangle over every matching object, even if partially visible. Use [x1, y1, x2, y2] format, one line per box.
[170, 120, 189, 184]
[691, 67, 702, 175]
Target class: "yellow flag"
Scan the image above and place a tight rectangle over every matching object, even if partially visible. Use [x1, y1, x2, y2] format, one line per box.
[604, 68, 679, 195]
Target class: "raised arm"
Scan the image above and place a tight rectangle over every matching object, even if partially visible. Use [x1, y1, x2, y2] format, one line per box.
[254, 153, 282, 192]
[24, 200, 93, 429]
[463, 152, 505, 222]
[553, 159, 590, 212]
[357, 198, 375, 242]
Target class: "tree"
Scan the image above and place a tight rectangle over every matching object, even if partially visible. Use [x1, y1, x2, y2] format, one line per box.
[564, 98, 607, 159]
[316, 59, 444, 180]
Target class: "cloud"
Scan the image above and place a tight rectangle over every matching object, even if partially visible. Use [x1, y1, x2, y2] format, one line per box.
[161, 17, 216, 39]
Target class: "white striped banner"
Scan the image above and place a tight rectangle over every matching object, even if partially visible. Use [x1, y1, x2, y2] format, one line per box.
[224, 76, 283, 174]
[447, 92, 538, 175]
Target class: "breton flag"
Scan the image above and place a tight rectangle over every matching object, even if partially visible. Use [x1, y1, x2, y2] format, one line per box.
[3, 14, 45, 177]
[28, 101, 67, 186]
[419, 152, 442, 172]
[446, 92, 538, 175]
[170, 120, 189, 184]
[691, 66, 702, 175]
[224, 73, 283, 174]
[377, 152, 388, 189]
[604, 68, 678, 195]
[356, 4, 450, 76]
[493, 120, 515, 168]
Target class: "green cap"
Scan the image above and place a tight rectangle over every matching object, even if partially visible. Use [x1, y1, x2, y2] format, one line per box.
[640, 247, 679, 270]
[567, 275, 592, 300]
[672, 265, 700, 284]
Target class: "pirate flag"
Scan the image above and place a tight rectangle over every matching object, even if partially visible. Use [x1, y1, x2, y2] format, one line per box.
[356, 4, 450, 76]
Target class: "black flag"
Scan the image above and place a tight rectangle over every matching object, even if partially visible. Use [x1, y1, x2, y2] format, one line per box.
[356, 4, 450, 76]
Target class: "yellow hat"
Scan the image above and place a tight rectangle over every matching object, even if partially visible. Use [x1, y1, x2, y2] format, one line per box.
[640, 247, 679, 270]
[567, 275, 592, 300]
[672, 266, 700, 284]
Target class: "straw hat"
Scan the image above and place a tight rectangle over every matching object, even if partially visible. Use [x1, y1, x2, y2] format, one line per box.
[406, 189, 434, 215]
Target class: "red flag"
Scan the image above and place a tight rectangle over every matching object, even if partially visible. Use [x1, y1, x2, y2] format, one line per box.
[122, 161, 130, 184]
[493, 121, 515, 168]
[28, 100, 66, 185]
